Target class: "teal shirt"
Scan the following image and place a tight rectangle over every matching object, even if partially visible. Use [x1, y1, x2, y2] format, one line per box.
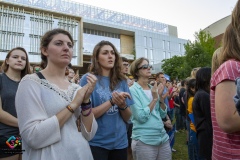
[129, 82, 169, 146]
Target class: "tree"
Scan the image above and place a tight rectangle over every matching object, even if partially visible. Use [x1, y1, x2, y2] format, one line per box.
[161, 30, 215, 80]
[161, 55, 186, 80]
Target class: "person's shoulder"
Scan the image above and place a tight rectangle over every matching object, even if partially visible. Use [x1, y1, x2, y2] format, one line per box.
[21, 73, 38, 82]
[211, 59, 240, 87]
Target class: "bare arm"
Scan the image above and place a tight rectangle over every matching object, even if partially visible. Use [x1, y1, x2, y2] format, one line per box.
[92, 101, 112, 119]
[0, 97, 18, 127]
[215, 81, 240, 133]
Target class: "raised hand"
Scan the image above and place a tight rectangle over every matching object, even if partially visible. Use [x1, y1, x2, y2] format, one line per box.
[157, 83, 164, 103]
[151, 81, 158, 100]
[71, 74, 79, 84]
[83, 73, 97, 102]
[71, 85, 89, 109]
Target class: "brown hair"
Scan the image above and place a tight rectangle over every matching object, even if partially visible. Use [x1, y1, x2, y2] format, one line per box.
[155, 72, 164, 80]
[211, 47, 222, 74]
[1, 47, 31, 78]
[40, 28, 74, 69]
[89, 40, 126, 91]
[218, 24, 240, 65]
[130, 57, 149, 80]
[232, 0, 240, 46]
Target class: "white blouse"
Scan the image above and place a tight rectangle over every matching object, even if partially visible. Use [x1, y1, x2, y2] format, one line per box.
[15, 74, 97, 160]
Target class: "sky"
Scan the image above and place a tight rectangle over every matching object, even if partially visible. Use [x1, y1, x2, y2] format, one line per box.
[71, 0, 237, 41]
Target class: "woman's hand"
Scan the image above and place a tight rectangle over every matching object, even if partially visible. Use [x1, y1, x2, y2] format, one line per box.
[151, 82, 158, 100]
[112, 91, 131, 108]
[83, 73, 97, 103]
[71, 85, 89, 109]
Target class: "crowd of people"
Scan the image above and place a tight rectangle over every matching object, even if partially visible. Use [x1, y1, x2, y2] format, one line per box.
[1, 1, 240, 160]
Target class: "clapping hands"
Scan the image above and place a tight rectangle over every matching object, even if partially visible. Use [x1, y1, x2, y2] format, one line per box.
[151, 82, 164, 102]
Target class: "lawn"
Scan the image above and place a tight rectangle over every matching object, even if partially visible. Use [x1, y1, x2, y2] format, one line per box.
[172, 131, 188, 160]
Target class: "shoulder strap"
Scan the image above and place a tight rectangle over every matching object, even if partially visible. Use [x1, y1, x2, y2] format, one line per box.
[36, 72, 46, 79]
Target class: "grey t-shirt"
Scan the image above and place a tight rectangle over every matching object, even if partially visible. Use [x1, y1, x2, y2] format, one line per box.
[0, 73, 20, 136]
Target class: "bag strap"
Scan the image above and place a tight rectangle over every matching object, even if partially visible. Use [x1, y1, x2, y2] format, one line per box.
[36, 72, 46, 80]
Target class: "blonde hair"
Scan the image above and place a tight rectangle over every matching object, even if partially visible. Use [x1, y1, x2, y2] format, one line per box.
[211, 47, 222, 74]
[190, 67, 201, 79]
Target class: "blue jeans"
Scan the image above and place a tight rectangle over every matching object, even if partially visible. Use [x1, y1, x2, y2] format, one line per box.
[188, 129, 200, 160]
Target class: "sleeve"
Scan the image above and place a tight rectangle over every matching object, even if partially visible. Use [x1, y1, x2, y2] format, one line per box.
[159, 103, 167, 118]
[211, 60, 240, 89]
[129, 87, 151, 123]
[15, 79, 61, 149]
[72, 87, 98, 141]
[80, 116, 98, 141]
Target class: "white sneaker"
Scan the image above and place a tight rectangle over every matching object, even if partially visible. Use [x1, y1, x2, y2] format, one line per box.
[172, 148, 176, 152]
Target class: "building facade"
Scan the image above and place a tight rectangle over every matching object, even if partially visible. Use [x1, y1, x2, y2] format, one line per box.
[203, 15, 231, 49]
[0, 0, 187, 74]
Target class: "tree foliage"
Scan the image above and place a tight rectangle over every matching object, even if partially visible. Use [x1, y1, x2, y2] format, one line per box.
[161, 30, 215, 80]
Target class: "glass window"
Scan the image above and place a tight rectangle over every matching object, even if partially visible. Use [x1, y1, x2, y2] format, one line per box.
[145, 48, 148, 58]
[83, 33, 120, 54]
[149, 37, 153, 47]
[144, 36, 147, 47]
[168, 41, 170, 50]
[162, 40, 165, 49]
[168, 52, 171, 59]
[163, 51, 166, 59]
[150, 49, 153, 59]
[179, 43, 181, 51]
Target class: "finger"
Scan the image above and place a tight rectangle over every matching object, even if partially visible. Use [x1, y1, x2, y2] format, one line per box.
[122, 92, 131, 99]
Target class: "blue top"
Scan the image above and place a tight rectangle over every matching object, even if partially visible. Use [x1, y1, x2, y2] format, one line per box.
[129, 82, 169, 146]
[80, 74, 134, 150]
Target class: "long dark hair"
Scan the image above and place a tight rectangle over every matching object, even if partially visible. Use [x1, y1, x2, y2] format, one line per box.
[187, 78, 196, 103]
[1, 47, 31, 78]
[195, 67, 211, 93]
[89, 40, 126, 91]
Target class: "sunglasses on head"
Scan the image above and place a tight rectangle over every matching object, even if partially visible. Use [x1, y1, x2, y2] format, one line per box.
[138, 64, 152, 70]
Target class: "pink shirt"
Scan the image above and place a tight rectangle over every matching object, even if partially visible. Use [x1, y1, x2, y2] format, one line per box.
[211, 59, 240, 160]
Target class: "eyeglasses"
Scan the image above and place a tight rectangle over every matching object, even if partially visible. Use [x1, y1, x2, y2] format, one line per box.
[123, 63, 130, 67]
[138, 64, 152, 70]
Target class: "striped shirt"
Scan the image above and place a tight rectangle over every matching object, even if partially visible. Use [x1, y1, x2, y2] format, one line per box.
[210, 59, 240, 160]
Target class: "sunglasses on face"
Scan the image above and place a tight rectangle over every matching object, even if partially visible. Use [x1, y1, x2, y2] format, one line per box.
[138, 64, 152, 70]
[123, 63, 130, 67]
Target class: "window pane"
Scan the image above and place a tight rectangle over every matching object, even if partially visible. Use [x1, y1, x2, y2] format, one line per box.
[144, 36, 147, 47]
[145, 48, 148, 58]
[149, 37, 153, 47]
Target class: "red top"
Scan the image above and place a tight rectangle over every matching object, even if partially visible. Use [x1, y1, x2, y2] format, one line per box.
[211, 59, 240, 160]
[169, 88, 174, 109]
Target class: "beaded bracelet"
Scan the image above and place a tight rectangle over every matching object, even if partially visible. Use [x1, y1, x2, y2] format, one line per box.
[66, 105, 74, 113]
[81, 103, 92, 111]
[82, 108, 92, 117]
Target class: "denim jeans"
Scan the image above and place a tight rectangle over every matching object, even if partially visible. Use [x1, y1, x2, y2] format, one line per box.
[188, 129, 200, 160]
